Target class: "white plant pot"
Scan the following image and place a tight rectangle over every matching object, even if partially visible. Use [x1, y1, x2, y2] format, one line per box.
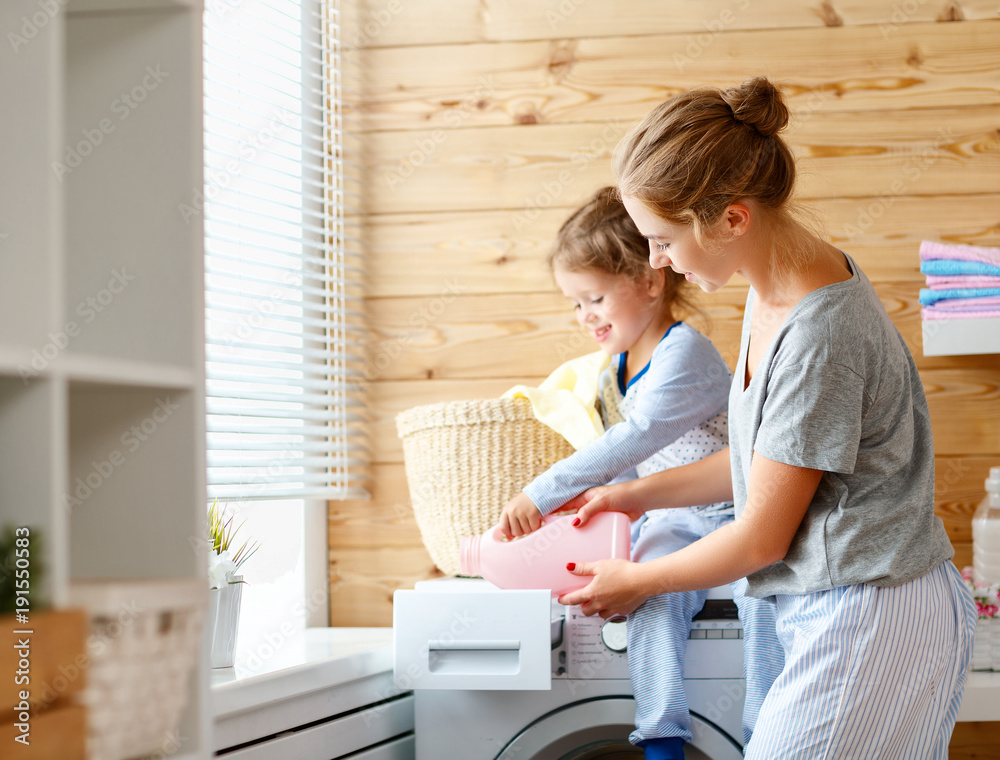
[208, 576, 243, 668]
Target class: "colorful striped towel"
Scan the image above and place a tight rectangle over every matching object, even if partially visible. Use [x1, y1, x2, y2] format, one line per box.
[919, 287, 1000, 306]
[926, 275, 1000, 289]
[919, 241, 1000, 266]
[926, 295, 1000, 310]
[920, 259, 1000, 277]
[922, 305, 1000, 319]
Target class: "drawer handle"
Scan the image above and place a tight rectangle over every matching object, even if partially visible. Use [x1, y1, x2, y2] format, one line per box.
[428, 639, 520, 651]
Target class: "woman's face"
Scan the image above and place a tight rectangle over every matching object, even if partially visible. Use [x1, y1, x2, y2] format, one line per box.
[621, 196, 734, 294]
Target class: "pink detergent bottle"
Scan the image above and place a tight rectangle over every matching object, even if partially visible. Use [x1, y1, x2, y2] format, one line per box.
[459, 512, 631, 597]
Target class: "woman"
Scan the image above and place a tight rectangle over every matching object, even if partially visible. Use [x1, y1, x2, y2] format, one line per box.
[559, 76, 976, 759]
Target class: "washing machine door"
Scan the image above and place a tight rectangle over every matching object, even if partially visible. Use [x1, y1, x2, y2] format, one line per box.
[496, 697, 742, 760]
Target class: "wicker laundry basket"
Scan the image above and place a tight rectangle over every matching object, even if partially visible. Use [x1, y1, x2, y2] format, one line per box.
[396, 398, 576, 575]
[69, 579, 206, 760]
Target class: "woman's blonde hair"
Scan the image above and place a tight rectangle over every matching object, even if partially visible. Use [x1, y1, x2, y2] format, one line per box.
[613, 77, 815, 266]
[548, 186, 699, 322]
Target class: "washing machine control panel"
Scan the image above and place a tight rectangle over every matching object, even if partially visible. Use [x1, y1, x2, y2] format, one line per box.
[558, 606, 630, 680]
[553, 597, 745, 680]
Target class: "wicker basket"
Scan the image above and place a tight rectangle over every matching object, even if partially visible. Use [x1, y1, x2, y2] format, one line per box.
[68, 579, 206, 760]
[396, 397, 575, 575]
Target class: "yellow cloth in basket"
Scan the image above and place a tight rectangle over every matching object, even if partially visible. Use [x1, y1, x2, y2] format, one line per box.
[502, 350, 611, 450]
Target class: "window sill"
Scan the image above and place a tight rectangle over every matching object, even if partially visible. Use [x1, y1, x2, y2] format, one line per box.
[211, 627, 401, 752]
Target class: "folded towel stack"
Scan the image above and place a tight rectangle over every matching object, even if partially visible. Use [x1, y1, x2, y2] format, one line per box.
[919, 241, 1000, 320]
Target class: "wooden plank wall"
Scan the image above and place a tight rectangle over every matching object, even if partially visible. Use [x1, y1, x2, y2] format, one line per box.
[332, 6, 1000, 748]
[332, 0, 1000, 614]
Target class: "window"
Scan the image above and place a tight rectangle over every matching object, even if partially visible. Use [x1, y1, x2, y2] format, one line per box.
[202, 0, 365, 652]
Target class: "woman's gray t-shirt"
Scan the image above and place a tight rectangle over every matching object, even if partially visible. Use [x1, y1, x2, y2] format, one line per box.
[730, 254, 954, 598]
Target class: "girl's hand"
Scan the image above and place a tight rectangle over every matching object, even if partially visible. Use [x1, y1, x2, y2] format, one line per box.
[499, 492, 543, 538]
[562, 482, 646, 528]
[557, 559, 649, 618]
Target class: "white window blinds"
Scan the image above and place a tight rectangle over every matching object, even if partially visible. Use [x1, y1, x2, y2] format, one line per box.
[203, 0, 367, 501]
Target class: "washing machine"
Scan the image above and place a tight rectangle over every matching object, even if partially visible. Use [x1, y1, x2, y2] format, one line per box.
[394, 578, 746, 760]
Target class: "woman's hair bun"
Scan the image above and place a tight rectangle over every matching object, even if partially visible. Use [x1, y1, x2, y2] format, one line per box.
[721, 76, 789, 138]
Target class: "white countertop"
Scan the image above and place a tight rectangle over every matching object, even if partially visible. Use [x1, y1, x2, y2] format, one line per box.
[958, 671, 1000, 722]
[211, 627, 394, 719]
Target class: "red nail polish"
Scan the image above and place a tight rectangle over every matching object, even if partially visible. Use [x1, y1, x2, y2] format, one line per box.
[571, 518, 580, 527]
[566, 562, 576, 571]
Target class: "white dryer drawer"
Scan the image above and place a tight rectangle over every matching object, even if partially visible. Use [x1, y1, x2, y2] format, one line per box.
[218, 694, 413, 760]
[393, 584, 552, 691]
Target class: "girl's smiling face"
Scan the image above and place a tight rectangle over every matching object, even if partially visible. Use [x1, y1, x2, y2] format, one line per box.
[553, 265, 665, 357]
[621, 195, 734, 294]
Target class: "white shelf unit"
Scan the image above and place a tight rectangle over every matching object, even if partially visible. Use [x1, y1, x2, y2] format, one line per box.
[0, 0, 209, 758]
[922, 316, 1000, 357]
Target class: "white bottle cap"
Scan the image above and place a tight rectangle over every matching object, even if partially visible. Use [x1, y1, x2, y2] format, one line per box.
[988, 466, 1000, 494]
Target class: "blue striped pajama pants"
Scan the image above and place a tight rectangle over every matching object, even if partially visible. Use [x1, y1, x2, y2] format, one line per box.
[627, 509, 784, 747]
[744, 560, 977, 760]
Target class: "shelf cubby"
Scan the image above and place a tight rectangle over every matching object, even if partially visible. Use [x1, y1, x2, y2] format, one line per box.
[0, 15, 60, 351]
[68, 384, 203, 581]
[63, 8, 200, 369]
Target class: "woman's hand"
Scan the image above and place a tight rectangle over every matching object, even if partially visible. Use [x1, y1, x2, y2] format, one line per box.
[557, 559, 649, 618]
[499, 492, 543, 538]
[562, 481, 647, 528]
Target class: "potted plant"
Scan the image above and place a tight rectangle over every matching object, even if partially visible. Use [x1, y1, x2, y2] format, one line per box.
[206, 502, 259, 668]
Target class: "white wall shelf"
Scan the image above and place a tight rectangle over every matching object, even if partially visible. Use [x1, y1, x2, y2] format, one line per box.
[57, 353, 198, 389]
[957, 671, 1000, 722]
[922, 317, 1000, 357]
[0, 0, 209, 757]
[68, 0, 196, 12]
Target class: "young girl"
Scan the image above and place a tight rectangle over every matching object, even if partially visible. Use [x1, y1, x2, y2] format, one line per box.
[499, 187, 781, 760]
[560, 77, 977, 760]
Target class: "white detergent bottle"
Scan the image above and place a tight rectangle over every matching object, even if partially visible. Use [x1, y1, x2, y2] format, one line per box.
[973, 466, 1000, 585]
